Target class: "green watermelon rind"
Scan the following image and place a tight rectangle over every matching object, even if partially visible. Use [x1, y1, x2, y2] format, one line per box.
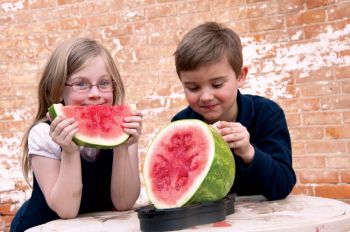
[185, 126, 235, 206]
[143, 119, 235, 209]
[48, 103, 131, 149]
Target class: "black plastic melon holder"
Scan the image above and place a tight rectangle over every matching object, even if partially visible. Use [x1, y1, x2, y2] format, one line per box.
[135, 193, 236, 231]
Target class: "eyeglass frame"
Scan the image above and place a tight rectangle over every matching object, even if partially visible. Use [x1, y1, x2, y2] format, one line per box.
[64, 80, 116, 93]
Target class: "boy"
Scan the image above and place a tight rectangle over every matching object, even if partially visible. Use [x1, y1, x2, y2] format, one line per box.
[172, 22, 296, 200]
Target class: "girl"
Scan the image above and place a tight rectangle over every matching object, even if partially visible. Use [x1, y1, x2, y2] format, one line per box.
[11, 38, 142, 232]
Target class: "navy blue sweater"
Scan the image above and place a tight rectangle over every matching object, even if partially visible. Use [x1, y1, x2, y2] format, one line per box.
[172, 90, 296, 200]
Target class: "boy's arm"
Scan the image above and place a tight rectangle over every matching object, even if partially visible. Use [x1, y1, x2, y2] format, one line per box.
[243, 109, 296, 200]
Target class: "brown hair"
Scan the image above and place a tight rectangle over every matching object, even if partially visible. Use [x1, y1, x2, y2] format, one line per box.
[174, 21, 243, 77]
[22, 37, 125, 185]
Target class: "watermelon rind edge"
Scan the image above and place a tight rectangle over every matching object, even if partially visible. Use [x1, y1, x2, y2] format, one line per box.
[48, 103, 131, 149]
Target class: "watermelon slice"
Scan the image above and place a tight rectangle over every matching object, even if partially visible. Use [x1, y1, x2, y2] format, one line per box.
[143, 119, 235, 209]
[48, 103, 134, 149]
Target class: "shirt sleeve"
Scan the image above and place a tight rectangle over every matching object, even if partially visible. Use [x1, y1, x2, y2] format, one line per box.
[246, 109, 296, 200]
[28, 123, 61, 161]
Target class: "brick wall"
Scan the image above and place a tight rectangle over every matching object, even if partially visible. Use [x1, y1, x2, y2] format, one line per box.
[0, 0, 349, 231]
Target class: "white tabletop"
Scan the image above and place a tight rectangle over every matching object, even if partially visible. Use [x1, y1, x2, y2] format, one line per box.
[26, 195, 350, 232]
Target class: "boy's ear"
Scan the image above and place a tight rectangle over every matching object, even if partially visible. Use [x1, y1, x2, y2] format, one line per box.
[237, 66, 248, 87]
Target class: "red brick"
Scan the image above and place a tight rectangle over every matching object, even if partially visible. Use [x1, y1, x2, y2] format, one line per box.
[287, 9, 326, 27]
[321, 96, 350, 110]
[326, 126, 350, 139]
[291, 142, 305, 156]
[124, 0, 155, 8]
[210, 9, 231, 22]
[227, 21, 249, 34]
[304, 20, 346, 39]
[212, 0, 244, 9]
[289, 127, 323, 140]
[0, 204, 16, 216]
[246, 4, 266, 18]
[315, 184, 350, 199]
[302, 112, 342, 125]
[246, 0, 267, 3]
[59, 18, 88, 30]
[306, 0, 336, 9]
[1, 215, 13, 229]
[327, 155, 350, 169]
[340, 171, 350, 183]
[249, 16, 284, 32]
[335, 65, 350, 79]
[56, 5, 80, 19]
[28, 0, 56, 9]
[293, 155, 326, 168]
[285, 113, 301, 126]
[299, 170, 339, 184]
[300, 82, 340, 97]
[279, 98, 320, 112]
[118, 9, 146, 23]
[305, 141, 346, 153]
[341, 80, 350, 94]
[327, 3, 350, 21]
[147, 4, 177, 19]
[57, 0, 84, 5]
[278, 0, 305, 13]
[81, 2, 110, 15]
[88, 14, 116, 28]
[344, 112, 350, 124]
[294, 67, 333, 83]
[177, 0, 210, 15]
[291, 184, 315, 195]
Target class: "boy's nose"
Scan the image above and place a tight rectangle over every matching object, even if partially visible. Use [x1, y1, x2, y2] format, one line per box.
[200, 92, 214, 101]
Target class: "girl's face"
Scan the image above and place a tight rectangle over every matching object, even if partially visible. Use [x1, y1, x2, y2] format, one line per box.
[62, 56, 114, 106]
[179, 57, 247, 124]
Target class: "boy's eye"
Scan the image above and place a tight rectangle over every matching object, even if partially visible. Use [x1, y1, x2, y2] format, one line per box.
[186, 86, 199, 91]
[212, 83, 223, 88]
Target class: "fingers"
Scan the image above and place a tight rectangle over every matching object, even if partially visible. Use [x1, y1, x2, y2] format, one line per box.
[212, 121, 249, 149]
[122, 110, 143, 145]
[49, 116, 79, 145]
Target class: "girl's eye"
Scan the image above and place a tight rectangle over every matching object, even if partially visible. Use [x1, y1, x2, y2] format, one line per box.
[74, 81, 88, 87]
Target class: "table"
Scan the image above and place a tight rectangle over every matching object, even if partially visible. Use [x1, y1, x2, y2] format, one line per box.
[26, 195, 350, 232]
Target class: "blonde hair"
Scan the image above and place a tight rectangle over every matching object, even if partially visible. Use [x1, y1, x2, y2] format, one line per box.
[22, 37, 125, 185]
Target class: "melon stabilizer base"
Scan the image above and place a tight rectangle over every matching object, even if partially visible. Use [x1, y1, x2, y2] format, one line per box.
[135, 193, 236, 232]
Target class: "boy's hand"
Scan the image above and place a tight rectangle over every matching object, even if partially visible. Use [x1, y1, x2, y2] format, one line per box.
[121, 110, 143, 146]
[49, 116, 80, 154]
[212, 121, 254, 164]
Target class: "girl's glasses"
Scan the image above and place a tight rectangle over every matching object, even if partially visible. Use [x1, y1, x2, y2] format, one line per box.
[65, 80, 115, 93]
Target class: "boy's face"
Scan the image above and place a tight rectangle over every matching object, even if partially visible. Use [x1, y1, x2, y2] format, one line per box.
[179, 57, 246, 124]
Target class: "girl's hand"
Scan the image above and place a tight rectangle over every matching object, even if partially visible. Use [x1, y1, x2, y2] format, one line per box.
[122, 110, 143, 146]
[49, 116, 80, 154]
[212, 121, 254, 164]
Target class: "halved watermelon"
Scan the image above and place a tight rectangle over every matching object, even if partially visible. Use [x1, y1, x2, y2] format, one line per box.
[143, 119, 235, 209]
[48, 103, 134, 149]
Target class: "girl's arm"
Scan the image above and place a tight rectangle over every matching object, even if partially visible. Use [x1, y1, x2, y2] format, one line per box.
[111, 110, 142, 211]
[33, 117, 82, 218]
[111, 143, 140, 211]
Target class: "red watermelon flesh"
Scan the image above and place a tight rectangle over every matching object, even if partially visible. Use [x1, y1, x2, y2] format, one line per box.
[150, 127, 209, 205]
[48, 104, 134, 149]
